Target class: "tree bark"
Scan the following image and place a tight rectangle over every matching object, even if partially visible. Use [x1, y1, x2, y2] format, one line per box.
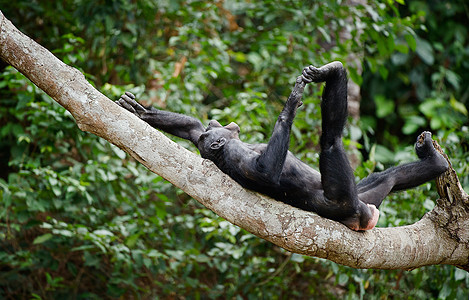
[1, 11, 468, 270]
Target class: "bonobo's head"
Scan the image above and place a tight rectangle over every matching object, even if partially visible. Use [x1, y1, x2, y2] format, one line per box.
[197, 120, 240, 160]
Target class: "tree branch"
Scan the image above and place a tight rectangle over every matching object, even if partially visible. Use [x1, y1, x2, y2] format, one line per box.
[1, 10, 468, 270]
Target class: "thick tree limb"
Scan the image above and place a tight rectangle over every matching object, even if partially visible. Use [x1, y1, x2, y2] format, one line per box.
[1, 11, 468, 270]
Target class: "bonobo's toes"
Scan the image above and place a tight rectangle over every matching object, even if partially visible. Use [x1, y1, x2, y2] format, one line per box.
[301, 65, 322, 83]
[302, 70, 313, 83]
[415, 131, 437, 159]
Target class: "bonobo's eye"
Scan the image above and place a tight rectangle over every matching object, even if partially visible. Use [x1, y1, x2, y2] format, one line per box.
[199, 132, 208, 140]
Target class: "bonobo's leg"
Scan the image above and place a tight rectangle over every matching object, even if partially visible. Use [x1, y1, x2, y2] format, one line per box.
[255, 75, 307, 183]
[116, 92, 205, 145]
[357, 131, 449, 207]
[304, 62, 379, 230]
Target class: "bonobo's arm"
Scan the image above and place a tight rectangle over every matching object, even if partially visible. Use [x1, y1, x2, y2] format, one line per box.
[116, 92, 205, 146]
[255, 76, 307, 183]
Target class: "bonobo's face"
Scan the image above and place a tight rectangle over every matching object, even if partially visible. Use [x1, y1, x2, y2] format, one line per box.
[197, 120, 240, 158]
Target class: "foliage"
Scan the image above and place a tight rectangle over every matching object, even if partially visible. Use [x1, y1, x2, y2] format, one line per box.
[0, 0, 468, 298]
[360, 0, 468, 154]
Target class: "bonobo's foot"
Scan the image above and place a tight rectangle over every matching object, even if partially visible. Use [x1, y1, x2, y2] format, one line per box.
[301, 65, 322, 83]
[301, 61, 344, 83]
[415, 131, 449, 171]
[115, 92, 147, 116]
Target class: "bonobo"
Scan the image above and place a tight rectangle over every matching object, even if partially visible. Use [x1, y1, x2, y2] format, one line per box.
[116, 61, 449, 231]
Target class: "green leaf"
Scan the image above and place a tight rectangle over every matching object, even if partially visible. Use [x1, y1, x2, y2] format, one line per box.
[374, 145, 395, 163]
[402, 116, 426, 135]
[423, 199, 435, 210]
[450, 97, 468, 115]
[231, 51, 246, 63]
[93, 229, 113, 236]
[33, 233, 53, 244]
[415, 37, 434, 65]
[455, 268, 468, 281]
[125, 233, 141, 248]
[71, 245, 96, 252]
[290, 253, 305, 263]
[419, 99, 444, 117]
[377, 37, 388, 56]
[348, 67, 363, 86]
[378, 65, 389, 79]
[445, 70, 461, 90]
[338, 273, 349, 285]
[438, 281, 452, 299]
[394, 43, 409, 54]
[404, 32, 417, 52]
[430, 117, 443, 129]
[375, 95, 395, 118]
[317, 26, 331, 43]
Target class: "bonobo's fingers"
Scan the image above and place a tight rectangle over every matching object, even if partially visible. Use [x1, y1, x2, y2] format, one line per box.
[116, 95, 136, 113]
[414, 131, 445, 160]
[124, 91, 135, 99]
[293, 76, 304, 107]
[116, 92, 147, 116]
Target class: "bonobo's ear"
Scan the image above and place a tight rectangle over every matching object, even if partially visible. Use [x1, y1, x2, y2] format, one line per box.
[225, 122, 240, 133]
[210, 138, 226, 150]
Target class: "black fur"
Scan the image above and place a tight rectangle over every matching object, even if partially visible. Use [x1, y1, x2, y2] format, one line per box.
[116, 62, 449, 230]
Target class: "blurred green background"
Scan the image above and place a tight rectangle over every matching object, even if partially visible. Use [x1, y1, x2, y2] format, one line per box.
[0, 0, 468, 298]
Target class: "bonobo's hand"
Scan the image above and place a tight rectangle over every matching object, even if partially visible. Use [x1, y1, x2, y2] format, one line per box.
[415, 131, 439, 159]
[415, 131, 449, 171]
[115, 92, 147, 117]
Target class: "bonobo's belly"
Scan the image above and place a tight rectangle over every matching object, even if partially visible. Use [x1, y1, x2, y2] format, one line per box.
[273, 152, 324, 209]
[238, 150, 323, 210]
[215, 142, 324, 211]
